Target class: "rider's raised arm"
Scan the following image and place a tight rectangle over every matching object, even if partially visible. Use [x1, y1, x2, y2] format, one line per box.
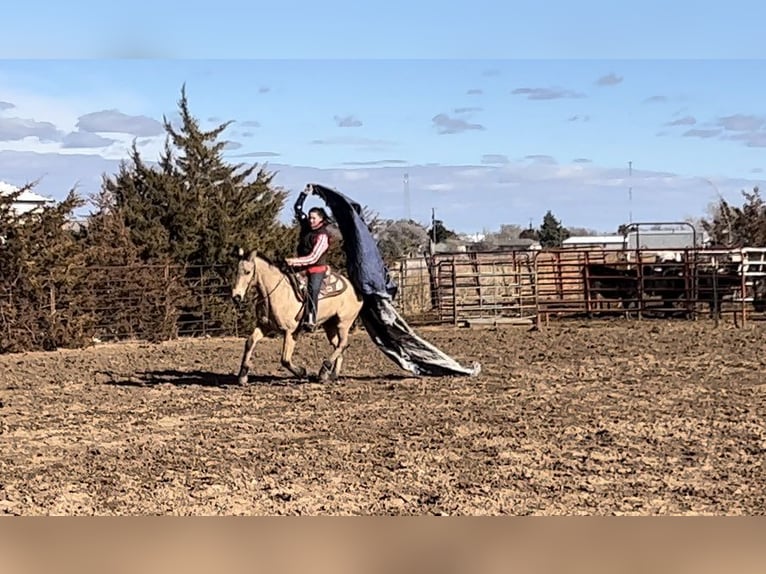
[293, 189, 309, 223]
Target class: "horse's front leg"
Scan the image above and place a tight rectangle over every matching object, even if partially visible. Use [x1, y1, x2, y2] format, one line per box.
[280, 330, 307, 379]
[238, 327, 264, 385]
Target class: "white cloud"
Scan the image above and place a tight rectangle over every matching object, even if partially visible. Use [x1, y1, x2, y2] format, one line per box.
[717, 114, 765, 131]
[665, 115, 696, 126]
[512, 87, 586, 100]
[1, 79, 763, 235]
[596, 73, 623, 86]
[683, 128, 722, 139]
[0, 85, 88, 134]
[61, 131, 118, 149]
[454, 167, 490, 178]
[425, 182, 456, 192]
[334, 115, 363, 128]
[339, 170, 370, 181]
[432, 113, 484, 134]
[481, 154, 509, 164]
[310, 136, 396, 148]
[76, 109, 163, 137]
[232, 151, 281, 158]
[0, 117, 63, 142]
[2, 149, 761, 234]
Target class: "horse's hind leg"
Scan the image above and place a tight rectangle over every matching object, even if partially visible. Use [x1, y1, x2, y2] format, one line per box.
[319, 322, 341, 381]
[280, 330, 307, 379]
[238, 327, 264, 385]
[319, 320, 351, 382]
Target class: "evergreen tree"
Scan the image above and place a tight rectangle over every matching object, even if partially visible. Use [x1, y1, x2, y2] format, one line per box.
[426, 219, 457, 244]
[537, 210, 570, 248]
[0, 185, 94, 351]
[519, 225, 540, 241]
[92, 84, 292, 268]
[86, 84, 294, 336]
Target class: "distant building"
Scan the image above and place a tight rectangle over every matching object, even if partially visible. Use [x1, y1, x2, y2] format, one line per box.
[430, 237, 469, 254]
[0, 180, 56, 214]
[458, 232, 486, 243]
[624, 228, 702, 250]
[468, 237, 542, 252]
[562, 235, 626, 250]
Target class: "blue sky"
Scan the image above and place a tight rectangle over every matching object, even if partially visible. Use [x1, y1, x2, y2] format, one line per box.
[1, 1, 766, 234]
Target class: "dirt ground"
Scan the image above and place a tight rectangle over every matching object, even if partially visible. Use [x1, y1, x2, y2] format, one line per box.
[1, 318, 764, 515]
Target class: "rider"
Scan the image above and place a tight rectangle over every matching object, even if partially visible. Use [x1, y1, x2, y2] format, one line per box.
[285, 185, 332, 331]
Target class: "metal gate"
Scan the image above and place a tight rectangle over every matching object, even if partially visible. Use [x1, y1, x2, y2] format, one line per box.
[739, 247, 766, 324]
[432, 251, 538, 324]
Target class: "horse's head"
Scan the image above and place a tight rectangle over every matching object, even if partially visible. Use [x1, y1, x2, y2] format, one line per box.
[231, 246, 257, 306]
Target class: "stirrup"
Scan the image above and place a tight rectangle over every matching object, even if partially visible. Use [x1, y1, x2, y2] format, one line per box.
[301, 311, 317, 332]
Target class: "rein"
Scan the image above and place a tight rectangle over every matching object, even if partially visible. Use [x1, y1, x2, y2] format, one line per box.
[248, 260, 293, 323]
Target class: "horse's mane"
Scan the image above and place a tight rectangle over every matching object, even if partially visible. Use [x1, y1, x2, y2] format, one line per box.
[252, 251, 287, 273]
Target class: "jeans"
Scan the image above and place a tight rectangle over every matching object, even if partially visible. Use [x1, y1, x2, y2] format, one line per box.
[305, 271, 325, 323]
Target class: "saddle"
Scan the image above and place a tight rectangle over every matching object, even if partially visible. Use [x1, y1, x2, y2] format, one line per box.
[283, 266, 348, 303]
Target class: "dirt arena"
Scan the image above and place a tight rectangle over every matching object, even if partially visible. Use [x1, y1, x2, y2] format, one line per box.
[1, 319, 764, 516]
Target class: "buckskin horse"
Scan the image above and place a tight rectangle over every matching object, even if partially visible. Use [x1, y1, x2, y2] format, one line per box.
[230, 247, 363, 384]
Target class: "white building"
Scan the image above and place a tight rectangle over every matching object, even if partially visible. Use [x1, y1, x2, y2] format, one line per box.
[0, 180, 56, 214]
[562, 235, 626, 250]
[624, 228, 702, 250]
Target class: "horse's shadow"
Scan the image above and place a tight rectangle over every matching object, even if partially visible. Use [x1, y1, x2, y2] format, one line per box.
[101, 369, 413, 388]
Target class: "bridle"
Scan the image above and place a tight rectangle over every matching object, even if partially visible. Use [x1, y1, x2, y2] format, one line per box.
[242, 257, 290, 321]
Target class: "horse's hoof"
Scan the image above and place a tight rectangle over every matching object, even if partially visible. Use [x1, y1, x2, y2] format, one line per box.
[295, 367, 307, 379]
[237, 376, 248, 386]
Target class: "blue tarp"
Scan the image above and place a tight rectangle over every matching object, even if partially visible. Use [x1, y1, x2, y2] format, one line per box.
[309, 183, 481, 378]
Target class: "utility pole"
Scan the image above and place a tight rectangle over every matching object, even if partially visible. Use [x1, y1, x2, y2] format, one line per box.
[628, 160, 633, 224]
[431, 207, 437, 244]
[403, 173, 411, 221]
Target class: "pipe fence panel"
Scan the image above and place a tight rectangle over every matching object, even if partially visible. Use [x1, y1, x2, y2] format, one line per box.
[3, 247, 766, 353]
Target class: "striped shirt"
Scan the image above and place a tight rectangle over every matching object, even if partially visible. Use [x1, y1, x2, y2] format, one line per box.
[290, 232, 329, 271]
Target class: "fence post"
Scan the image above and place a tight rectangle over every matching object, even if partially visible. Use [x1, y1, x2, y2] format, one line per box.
[451, 258, 458, 326]
[712, 260, 719, 328]
[740, 248, 747, 328]
[399, 259, 406, 316]
[533, 251, 542, 329]
[200, 266, 207, 337]
[636, 249, 644, 321]
[583, 251, 591, 316]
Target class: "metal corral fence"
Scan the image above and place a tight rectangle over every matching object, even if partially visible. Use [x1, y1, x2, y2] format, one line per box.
[4, 247, 766, 347]
[388, 255, 439, 323]
[79, 264, 238, 339]
[428, 250, 538, 324]
[425, 247, 766, 326]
